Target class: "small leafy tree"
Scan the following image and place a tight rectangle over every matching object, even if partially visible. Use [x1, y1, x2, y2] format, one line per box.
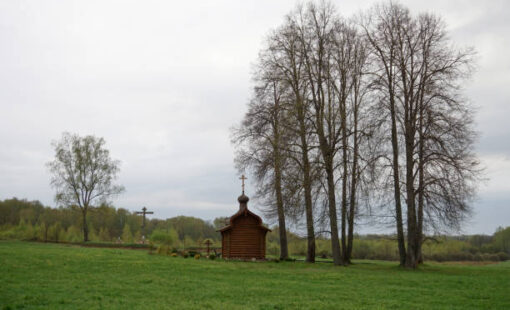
[151, 229, 177, 255]
[150, 229, 176, 247]
[98, 227, 111, 242]
[47, 222, 62, 242]
[492, 227, 510, 254]
[47, 132, 124, 242]
[17, 219, 36, 240]
[121, 223, 133, 243]
[64, 225, 82, 242]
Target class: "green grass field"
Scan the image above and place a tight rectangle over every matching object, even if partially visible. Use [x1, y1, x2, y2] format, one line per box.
[1, 241, 509, 309]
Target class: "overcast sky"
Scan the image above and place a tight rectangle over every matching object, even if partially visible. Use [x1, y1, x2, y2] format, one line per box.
[0, 0, 508, 235]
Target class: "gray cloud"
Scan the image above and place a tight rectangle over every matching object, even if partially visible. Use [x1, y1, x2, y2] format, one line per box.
[0, 0, 508, 234]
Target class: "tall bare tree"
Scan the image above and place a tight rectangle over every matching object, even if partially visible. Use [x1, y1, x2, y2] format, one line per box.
[232, 67, 290, 260]
[345, 27, 370, 263]
[413, 13, 479, 264]
[267, 8, 318, 262]
[362, 3, 408, 266]
[299, 2, 344, 265]
[363, 2, 479, 268]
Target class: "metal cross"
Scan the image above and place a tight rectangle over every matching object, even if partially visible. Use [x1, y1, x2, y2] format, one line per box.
[135, 207, 153, 243]
[239, 174, 247, 194]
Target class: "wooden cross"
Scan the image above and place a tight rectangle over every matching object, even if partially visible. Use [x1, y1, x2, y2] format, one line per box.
[204, 239, 213, 256]
[135, 207, 153, 243]
[239, 174, 247, 194]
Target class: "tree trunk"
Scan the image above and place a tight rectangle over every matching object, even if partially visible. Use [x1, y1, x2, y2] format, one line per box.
[274, 90, 289, 260]
[417, 175, 424, 264]
[340, 106, 349, 263]
[389, 90, 406, 267]
[298, 114, 315, 263]
[275, 160, 288, 260]
[346, 97, 359, 263]
[82, 208, 89, 242]
[416, 88, 425, 264]
[304, 180, 316, 263]
[401, 51, 418, 268]
[325, 157, 343, 265]
[404, 122, 418, 269]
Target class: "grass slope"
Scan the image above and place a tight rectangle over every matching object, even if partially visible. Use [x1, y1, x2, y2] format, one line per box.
[1, 241, 509, 309]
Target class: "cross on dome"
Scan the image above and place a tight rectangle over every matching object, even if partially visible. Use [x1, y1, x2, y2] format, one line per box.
[239, 174, 247, 194]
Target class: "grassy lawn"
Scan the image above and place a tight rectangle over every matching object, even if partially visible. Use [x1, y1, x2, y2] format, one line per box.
[1, 241, 509, 309]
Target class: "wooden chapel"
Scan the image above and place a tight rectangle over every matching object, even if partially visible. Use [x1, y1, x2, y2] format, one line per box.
[218, 176, 270, 259]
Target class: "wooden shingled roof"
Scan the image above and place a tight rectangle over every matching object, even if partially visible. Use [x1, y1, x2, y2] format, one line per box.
[218, 194, 271, 233]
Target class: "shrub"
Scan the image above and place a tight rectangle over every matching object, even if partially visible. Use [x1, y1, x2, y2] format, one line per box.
[209, 254, 216, 260]
[267, 242, 280, 257]
[63, 226, 82, 243]
[0, 226, 17, 240]
[482, 253, 500, 261]
[496, 252, 510, 261]
[121, 223, 133, 243]
[171, 253, 177, 257]
[98, 227, 111, 242]
[182, 251, 189, 258]
[194, 254, 200, 260]
[154, 245, 171, 255]
[352, 240, 371, 259]
[315, 239, 332, 258]
[288, 240, 306, 256]
[148, 241, 155, 255]
[150, 229, 176, 247]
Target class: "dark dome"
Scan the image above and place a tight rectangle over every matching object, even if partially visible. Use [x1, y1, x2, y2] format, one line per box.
[237, 194, 249, 204]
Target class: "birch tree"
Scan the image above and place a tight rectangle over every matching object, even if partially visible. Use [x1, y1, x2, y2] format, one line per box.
[47, 133, 124, 242]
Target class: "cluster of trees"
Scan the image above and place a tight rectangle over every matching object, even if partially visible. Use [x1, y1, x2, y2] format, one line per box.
[266, 227, 510, 262]
[0, 198, 221, 246]
[233, 1, 481, 267]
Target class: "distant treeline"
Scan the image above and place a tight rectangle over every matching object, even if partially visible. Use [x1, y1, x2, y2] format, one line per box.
[1, 198, 509, 262]
[275, 231, 510, 262]
[0, 198, 221, 247]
